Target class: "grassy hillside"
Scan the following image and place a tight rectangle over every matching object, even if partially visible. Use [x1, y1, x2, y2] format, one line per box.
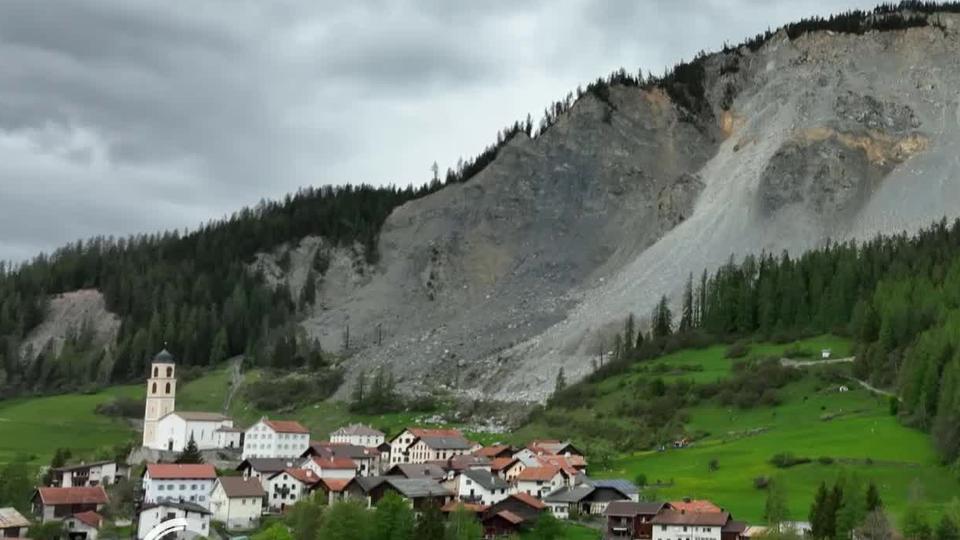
[515, 335, 958, 525]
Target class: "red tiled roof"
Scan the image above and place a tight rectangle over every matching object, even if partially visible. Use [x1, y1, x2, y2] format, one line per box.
[496, 510, 525, 524]
[516, 465, 560, 482]
[36, 486, 109, 506]
[278, 468, 320, 485]
[509, 492, 546, 509]
[490, 457, 519, 471]
[441, 501, 488, 513]
[473, 445, 510, 458]
[311, 456, 356, 470]
[409, 428, 463, 438]
[536, 455, 582, 475]
[264, 419, 309, 434]
[72, 511, 103, 528]
[670, 500, 723, 513]
[320, 478, 351, 492]
[146, 464, 217, 480]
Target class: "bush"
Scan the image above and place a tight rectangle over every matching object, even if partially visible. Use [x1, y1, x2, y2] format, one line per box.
[817, 456, 835, 465]
[708, 458, 720, 472]
[783, 346, 814, 358]
[95, 397, 144, 419]
[754, 476, 771, 489]
[770, 452, 811, 468]
[725, 342, 750, 359]
[243, 370, 343, 410]
[634, 473, 648, 487]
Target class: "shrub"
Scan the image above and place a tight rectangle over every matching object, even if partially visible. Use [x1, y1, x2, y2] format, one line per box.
[817, 456, 835, 465]
[95, 397, 144, 419]
[708, 458, 720, 472]
[725, 342, 750, 359]
[634, 473, 648, 487]
[770, 452, 811, 468]
[754, 476, 771, 489]
[783, 346, 814, 358]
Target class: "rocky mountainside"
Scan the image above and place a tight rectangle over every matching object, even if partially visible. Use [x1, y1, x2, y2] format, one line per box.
[264, 12, 960, 402]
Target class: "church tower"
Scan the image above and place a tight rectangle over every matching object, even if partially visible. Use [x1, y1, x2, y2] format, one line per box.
[142, 349, 177, 449]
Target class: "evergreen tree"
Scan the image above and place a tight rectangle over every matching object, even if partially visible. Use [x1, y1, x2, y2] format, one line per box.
[445, 505, 482, 540]
[318, 500, 372, 540]
[902, 502, 932, 540]
[373, 491, 415, 540]
[175, 435, 204, 464]
[865, 482, 883, 512]
[624, 314, 637, 357]
[809, 482, 830, 539]
[680, 274, 694, 332]
[415, 502, 445, 540]
[652, 296, 673, 338]
[837, 476, 867, 540]
[555, 367, 566, 394]
[210, 328, 229, 366]
[0, 460, 33, 513]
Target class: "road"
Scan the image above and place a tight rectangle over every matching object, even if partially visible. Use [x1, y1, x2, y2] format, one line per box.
[778, 356, 901, 401]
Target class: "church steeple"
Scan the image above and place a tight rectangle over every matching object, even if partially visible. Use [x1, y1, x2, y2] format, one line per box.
[142, 349, 177, 449]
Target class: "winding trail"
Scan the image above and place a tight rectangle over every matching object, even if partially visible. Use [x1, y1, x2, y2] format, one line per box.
[222, 356, 244, 414]
[778, 356, 901, 401]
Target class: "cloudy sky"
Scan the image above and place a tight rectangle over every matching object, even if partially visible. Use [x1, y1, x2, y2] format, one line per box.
[0, 0, 882, 262]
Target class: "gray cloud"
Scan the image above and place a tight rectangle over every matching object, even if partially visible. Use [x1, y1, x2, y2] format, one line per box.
[0, 0, 880, 262]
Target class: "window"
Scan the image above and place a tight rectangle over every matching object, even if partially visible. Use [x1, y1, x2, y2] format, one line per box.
[152, 383, 157, 394]
[167, 366, 173, 377]
[153, 367, 158, 377]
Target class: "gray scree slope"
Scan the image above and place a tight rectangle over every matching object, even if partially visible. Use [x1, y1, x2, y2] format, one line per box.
[287, 15, 960, 402]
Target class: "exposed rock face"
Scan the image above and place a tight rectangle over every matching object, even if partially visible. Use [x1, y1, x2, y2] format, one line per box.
[20, 289, 120, 361]
[285, 14, 960, 402]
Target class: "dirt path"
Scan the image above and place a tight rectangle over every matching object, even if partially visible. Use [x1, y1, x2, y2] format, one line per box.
[848, 376, 901, 401]
[779, 356, 854, 367]
[222, 356, 244, 414]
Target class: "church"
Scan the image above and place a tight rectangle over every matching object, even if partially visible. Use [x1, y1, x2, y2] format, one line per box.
[142, 349, 242, 452]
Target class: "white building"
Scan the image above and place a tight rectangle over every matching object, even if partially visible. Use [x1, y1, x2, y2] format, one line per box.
[330, 424, 385, 447]
[215, 426, 243, 449]
[142, 350, 177, 449]
[513, 466, 570, 498]
[265, 469, 318, 512]
[651, 510, 730, 540]
[137, 502, 211, 540]
[302, 456, 357, 479]
[209, 477, 266, 531]
[63, 510, 102, 540]
[389, 428, 472, 465]
[154, 412, 237, 452]
[455, 469, 509, 506]
[50, 461, 128, 487]
[142, 464, 217, 510]
[243, 418, 310, 459]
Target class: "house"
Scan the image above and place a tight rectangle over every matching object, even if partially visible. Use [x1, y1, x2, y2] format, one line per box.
[384, 463, 447, 481]
[0, 507, 30, 538]
[513, 466, 571, 498]
[136, 501, 211, 540]
[651, 509, 731, 540]
[215, 425, 244, 449]
[406, 434, 473, 464]
[209, 476, 266, 531]
[455, 469, 510, 506]
[473, 445, 514, 459]
[365, 478, 453, 511]
[526, 440, 585, 458]
[604, 501, 671, 540]
[32, 486, 108, 523]
[302, 456, 357, 479]
[537, 454, 588, 474]
[388, 428, 470, 465]
[670, 499, 722, 514]
[543, 478, 638, 518]
[491, 457, 525, 482]
[50, 461, 129, 488]
[311, 478, 365, 506]
[237, 457, 299, 489]
[435, 454, 491, 476]
[821, 349, 832, 359]
[722, 520, 748, 540]
[302, 442, 380, 477]
[243, 418, 310, 459]
[62, 510, 102, 540]
[154, 411, 237, 452]
[482, 493, 546, 537]
[142, 463, 217, 509]
[330, 424, 385, 447]
[266, 469, 319, 511]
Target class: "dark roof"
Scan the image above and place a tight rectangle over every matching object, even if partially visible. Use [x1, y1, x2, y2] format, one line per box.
[308, 442, 380, 459]
[508, 492, 546, 510]
[331, 424, 384, 437]
[651, 510, 730, 526]
[355, 476, 388, 493]
[141, 501, 211, 515]
[237, 458, 298, 474]
[386, 463, 447, 480]
[417, 435, 473, 450]
[382, 478, 452, 499]
[584, 478, 639, 495]
[217, 477, 266, 498]
[53, 460, 116, 473]
[461, 469, 509, 491]
[543, 485, 594, 503]
[604, 501, 669, 517]
[724, 520, 748, 534]
[154, 349, 175, 363]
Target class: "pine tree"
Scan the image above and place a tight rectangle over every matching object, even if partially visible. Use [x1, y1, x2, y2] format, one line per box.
[555, 367, 566, 394]
[176, 435, 204, 464]
[680, 274, 694, 332]
[866, 482, 882, 512]
[210, 328, 229, 366]
[624, 314, 636, 358]
[373, 491, 414, 540]
[809, 481, 830, 539]
[652, 296, 673, 338]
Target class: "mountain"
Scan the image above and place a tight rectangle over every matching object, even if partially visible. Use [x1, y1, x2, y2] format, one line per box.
[3, 4, 960, 404]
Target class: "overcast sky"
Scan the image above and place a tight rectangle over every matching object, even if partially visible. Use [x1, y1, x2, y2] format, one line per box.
[0, 0, 884, 262]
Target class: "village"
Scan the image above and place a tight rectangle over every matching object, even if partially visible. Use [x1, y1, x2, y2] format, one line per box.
[0, 350, 775, 540]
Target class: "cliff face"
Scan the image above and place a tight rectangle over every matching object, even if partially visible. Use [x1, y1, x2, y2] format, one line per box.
[294, 13, 960, 401]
